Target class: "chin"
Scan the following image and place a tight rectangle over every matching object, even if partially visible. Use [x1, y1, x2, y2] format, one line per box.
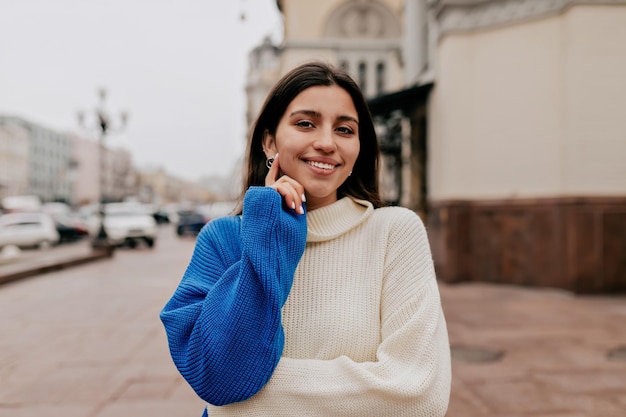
[304, 187, 338, 200]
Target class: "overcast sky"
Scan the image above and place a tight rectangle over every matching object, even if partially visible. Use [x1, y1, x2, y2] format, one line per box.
[0, 0, 283, 181]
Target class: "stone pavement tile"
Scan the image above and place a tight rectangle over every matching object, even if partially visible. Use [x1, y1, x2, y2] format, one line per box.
[0, 404, 93, 417]
[534, 370, 626, 394]
[447, 324, 625, 351]
[0, 351, 59, 395]
[616, 395, 626, 408]
[108, 328, 184, 383]
[52, 326, 148, 364]
[469, 379, 625, 416]
[446, 377, 491, 417]
[170, 377, 205, 403]
[93, 400, 204, 417]
[129, 326, 173, 363]
[451, 359, 526, 385]
[113, 376, 179, 401]
[520, 414, 587, 417]
[110, 356, 179, 384]
[492, 340, 621, 374]
[2, 363, 121, 406]
[0, 321, 156, 405]
[100, 329, 205, 413]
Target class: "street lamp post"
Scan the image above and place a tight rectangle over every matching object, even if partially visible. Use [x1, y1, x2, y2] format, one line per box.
[77, 88, 128, 253]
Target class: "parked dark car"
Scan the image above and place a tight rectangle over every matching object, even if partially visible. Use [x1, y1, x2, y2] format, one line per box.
[52, 215, 89, 243]
[176, 210, 208, 236]
[176, 202, 237, 237]
[152, 209, 170, 224]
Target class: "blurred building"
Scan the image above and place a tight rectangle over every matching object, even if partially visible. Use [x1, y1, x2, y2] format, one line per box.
[136, 167, 216, 206]
[0, 116, 139, 208]
[103, 146, 136, 203]
[0, 115, 73, 203]
[67, 133, 138, 206]
[246, 36, 282, 131]
[246, 0, 626, 293]
[0, 112, 216, 211]
[198, 173, 241, 201]
[68, 132, 99, 205]
[0, 117, 29, 199]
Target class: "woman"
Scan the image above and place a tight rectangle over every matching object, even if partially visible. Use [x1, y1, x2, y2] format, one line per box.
[160, 61, 451, 416]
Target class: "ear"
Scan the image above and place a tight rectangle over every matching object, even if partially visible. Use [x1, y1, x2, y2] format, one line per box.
[262, 130, 277, 158]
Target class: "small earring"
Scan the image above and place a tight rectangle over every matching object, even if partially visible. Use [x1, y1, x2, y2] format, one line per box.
[348, 171, 352, 176]
[266, 154, 277, 169]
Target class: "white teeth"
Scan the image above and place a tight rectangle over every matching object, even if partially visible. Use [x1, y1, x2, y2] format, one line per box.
[307, 161, 334, 170]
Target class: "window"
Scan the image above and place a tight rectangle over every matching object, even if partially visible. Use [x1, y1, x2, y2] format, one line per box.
[358, 61, 367, 95]
[376, 62, 385, 95]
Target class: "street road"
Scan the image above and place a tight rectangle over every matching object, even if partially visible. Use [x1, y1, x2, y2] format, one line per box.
[0, 225, 207, 417]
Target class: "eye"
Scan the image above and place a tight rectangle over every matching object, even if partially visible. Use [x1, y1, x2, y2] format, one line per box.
[295, 120, 314, 128]
[336, 126, 354, 135]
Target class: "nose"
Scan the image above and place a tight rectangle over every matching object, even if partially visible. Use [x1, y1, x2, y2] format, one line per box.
[313, 128, 336, 152]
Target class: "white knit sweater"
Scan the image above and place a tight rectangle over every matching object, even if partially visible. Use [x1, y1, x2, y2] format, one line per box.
[207, 197, 451, 416]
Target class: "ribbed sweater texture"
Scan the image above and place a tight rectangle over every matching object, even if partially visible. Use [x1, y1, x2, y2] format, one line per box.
[160, 186, 451, 416]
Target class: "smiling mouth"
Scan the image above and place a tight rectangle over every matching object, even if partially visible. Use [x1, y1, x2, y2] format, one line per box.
[306, 160, 336, 170]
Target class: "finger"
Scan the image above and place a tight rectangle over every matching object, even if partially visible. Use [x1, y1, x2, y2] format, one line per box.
[285, 177, 305, 214]
[264, 153, 280, 186]
[280, 177, 305, 212]
[264, 154, 305, 214]
[273, 181, 304, 214]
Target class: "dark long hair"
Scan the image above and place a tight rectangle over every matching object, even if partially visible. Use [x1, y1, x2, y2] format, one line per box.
[238, 61, 383, 213]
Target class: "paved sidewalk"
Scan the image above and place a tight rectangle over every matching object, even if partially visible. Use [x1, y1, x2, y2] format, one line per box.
[0, 241, 111, 286]
[442, 281, 626, 416]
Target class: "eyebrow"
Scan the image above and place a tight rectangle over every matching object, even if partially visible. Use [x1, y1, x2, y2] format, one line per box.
[289, 109, 359, 125]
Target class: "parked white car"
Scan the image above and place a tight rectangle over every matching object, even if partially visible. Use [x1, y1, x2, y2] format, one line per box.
[102, 202, 158, 248]
[0, 212, 60, 249]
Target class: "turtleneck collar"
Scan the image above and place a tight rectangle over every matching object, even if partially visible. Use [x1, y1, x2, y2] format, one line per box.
[305, 197, 373, 242]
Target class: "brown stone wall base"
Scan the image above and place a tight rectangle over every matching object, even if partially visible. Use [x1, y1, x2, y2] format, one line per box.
[427, 197, 626, 294]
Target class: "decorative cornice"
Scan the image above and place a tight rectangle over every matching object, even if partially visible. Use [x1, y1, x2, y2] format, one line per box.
[433, 0, 626, 35]
[283, 38, 401, 51]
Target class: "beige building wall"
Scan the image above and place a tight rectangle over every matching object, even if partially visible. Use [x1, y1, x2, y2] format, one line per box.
[564, 5, 626, 195]
[430, 4, 626, 200]
[280, 0, 339, 40]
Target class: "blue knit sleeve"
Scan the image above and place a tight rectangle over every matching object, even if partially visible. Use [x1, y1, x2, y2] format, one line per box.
[160, 187, 307, 406]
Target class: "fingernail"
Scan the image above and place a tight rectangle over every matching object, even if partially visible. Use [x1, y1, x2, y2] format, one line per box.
[291, 201, 295, 210]
[301, 194, 306, 202]
[299, 205, 304, 214]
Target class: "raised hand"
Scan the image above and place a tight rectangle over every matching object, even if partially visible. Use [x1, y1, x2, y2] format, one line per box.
[265, 154, 306, 215]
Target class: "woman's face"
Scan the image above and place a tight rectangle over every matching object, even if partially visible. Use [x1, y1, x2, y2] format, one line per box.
[264, 85, 360, 211]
